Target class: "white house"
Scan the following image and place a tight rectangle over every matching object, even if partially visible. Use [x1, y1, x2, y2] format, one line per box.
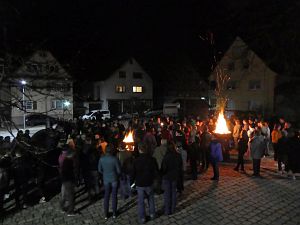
[8, 50, 73, 125]
[92, 58, 153, 114]
[209, 37, 277, 117]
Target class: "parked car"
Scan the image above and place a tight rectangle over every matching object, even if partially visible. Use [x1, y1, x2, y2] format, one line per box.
[81, 110, 111, 121]
[144, 109, 163, 117]
[25, 114, 57, 126]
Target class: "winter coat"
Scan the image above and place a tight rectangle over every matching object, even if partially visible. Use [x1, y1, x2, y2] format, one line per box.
[152, 144, 167, 169]
[132, 153, 158, 187]
[287, 136, 300, 173]
[161, 151, 183, 181]
[98, 154, 121, 184]
[238, 130, 249, 153]
[232, 124, 241, 138]
[143, 132, 157, 154]
[61, 156, 75, 182]
[250, 135, 265, 159]
[210, 140, 223, 162]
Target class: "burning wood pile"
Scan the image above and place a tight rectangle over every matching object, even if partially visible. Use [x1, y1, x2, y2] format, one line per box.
[214, 111, 231, 135]
[123, 130, 135, 151]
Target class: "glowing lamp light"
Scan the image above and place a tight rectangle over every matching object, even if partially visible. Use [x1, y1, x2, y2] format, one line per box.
[64, 100, 71, 107]
[21, 80, 27, 85]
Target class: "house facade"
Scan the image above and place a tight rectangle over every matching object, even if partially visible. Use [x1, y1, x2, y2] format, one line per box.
[209, 37, 277, 117]
[93, 58, 153, 114]
[8, 50, 73, 125]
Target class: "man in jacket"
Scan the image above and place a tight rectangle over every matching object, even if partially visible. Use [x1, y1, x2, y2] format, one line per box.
[250, 129, 265, 177]
[132, 142, 158, 224]
[98, 144, 121, 219]
[161, 142, 183, 215]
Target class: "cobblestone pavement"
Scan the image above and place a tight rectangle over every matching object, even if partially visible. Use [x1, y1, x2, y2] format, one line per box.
[1, 158, 300, 225]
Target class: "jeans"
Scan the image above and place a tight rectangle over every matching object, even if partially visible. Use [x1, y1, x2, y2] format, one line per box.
[60, 181, 75, 214]
[235, 150, 245, 170]
[87, 170, 100, 199]
[103, 181, 118, 216]
[162, 180, 177, 215]
[120, 174, 132, 199]
[136, 186, 156, 221]
[211, 160, 219, 180]
[252, 159, 261, 176]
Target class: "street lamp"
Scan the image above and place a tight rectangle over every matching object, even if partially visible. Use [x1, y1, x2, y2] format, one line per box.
[20, 80, 27, 130]
[63, 100, 70, 119]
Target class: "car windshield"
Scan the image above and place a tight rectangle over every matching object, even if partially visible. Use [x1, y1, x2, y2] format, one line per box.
[86, 111, 94, 116]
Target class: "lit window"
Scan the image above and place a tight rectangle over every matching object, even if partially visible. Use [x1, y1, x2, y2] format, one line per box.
[23, 101, 37, 110]
[116, 85, 126, 93]
[51, 100, 63, 109]
[249, 80, 261, 90]
[133, 86, 143, 93]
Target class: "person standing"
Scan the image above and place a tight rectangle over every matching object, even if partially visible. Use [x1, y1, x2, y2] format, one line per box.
[209, 136, 223, 181]
[250, 129, 265, 177]
[11, 149, 31, 210]
[59, 147, 76, 216]
[98, 144, 121, 219]
[161, 142, 183, 215]
[232, 120, 241, 150]
[271, 124, 282, 161]
[132, 142, 158, 224]
[234, 124, 249, 172]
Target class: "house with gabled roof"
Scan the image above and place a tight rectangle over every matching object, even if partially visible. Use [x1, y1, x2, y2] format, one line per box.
[8, 50, 73, 125]
[90, 57, 153, 114]
[208, 37, 277, 117]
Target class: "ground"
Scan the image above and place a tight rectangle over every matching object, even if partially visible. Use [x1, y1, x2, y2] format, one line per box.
[1, 157, 300, 225]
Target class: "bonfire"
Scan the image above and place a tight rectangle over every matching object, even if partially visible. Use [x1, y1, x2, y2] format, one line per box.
[123, 130, 135, 151]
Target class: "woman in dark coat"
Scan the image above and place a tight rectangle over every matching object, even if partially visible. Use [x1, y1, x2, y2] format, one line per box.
[234, 124, 249, 172]
[287, 131, 300, 180]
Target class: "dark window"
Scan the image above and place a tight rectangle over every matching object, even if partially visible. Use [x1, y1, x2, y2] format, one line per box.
[243, 59, 249, 69]
[39, 51, 47, 57]
[119, 71, 126, 78]
[227, 62, 235, 71]
[210, 99, 217, 108]
[210, 81, 216, 90]
[249, 80, 261, 90]
[133, 72, 143, 79]
[227, 81, 237, 90]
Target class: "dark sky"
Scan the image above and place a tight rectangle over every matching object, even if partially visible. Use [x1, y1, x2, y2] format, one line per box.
[1, 0, 300, 81]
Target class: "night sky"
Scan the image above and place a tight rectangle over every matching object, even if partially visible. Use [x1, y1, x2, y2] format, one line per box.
[1, 0, 300, 81]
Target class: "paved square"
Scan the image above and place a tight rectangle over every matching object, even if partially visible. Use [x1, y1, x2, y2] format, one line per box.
[1, 158, 300, 225]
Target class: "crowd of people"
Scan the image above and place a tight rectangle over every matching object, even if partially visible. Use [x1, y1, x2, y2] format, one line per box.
[0, 114, 299, 223]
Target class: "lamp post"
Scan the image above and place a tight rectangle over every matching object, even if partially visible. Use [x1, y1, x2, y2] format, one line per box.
[20, 80, 27, 130]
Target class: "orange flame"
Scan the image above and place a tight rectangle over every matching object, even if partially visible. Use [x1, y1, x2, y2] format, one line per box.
[123, 131, 134, 143]
[123, 131, 134, 151]
[214, 112, 231, 134]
